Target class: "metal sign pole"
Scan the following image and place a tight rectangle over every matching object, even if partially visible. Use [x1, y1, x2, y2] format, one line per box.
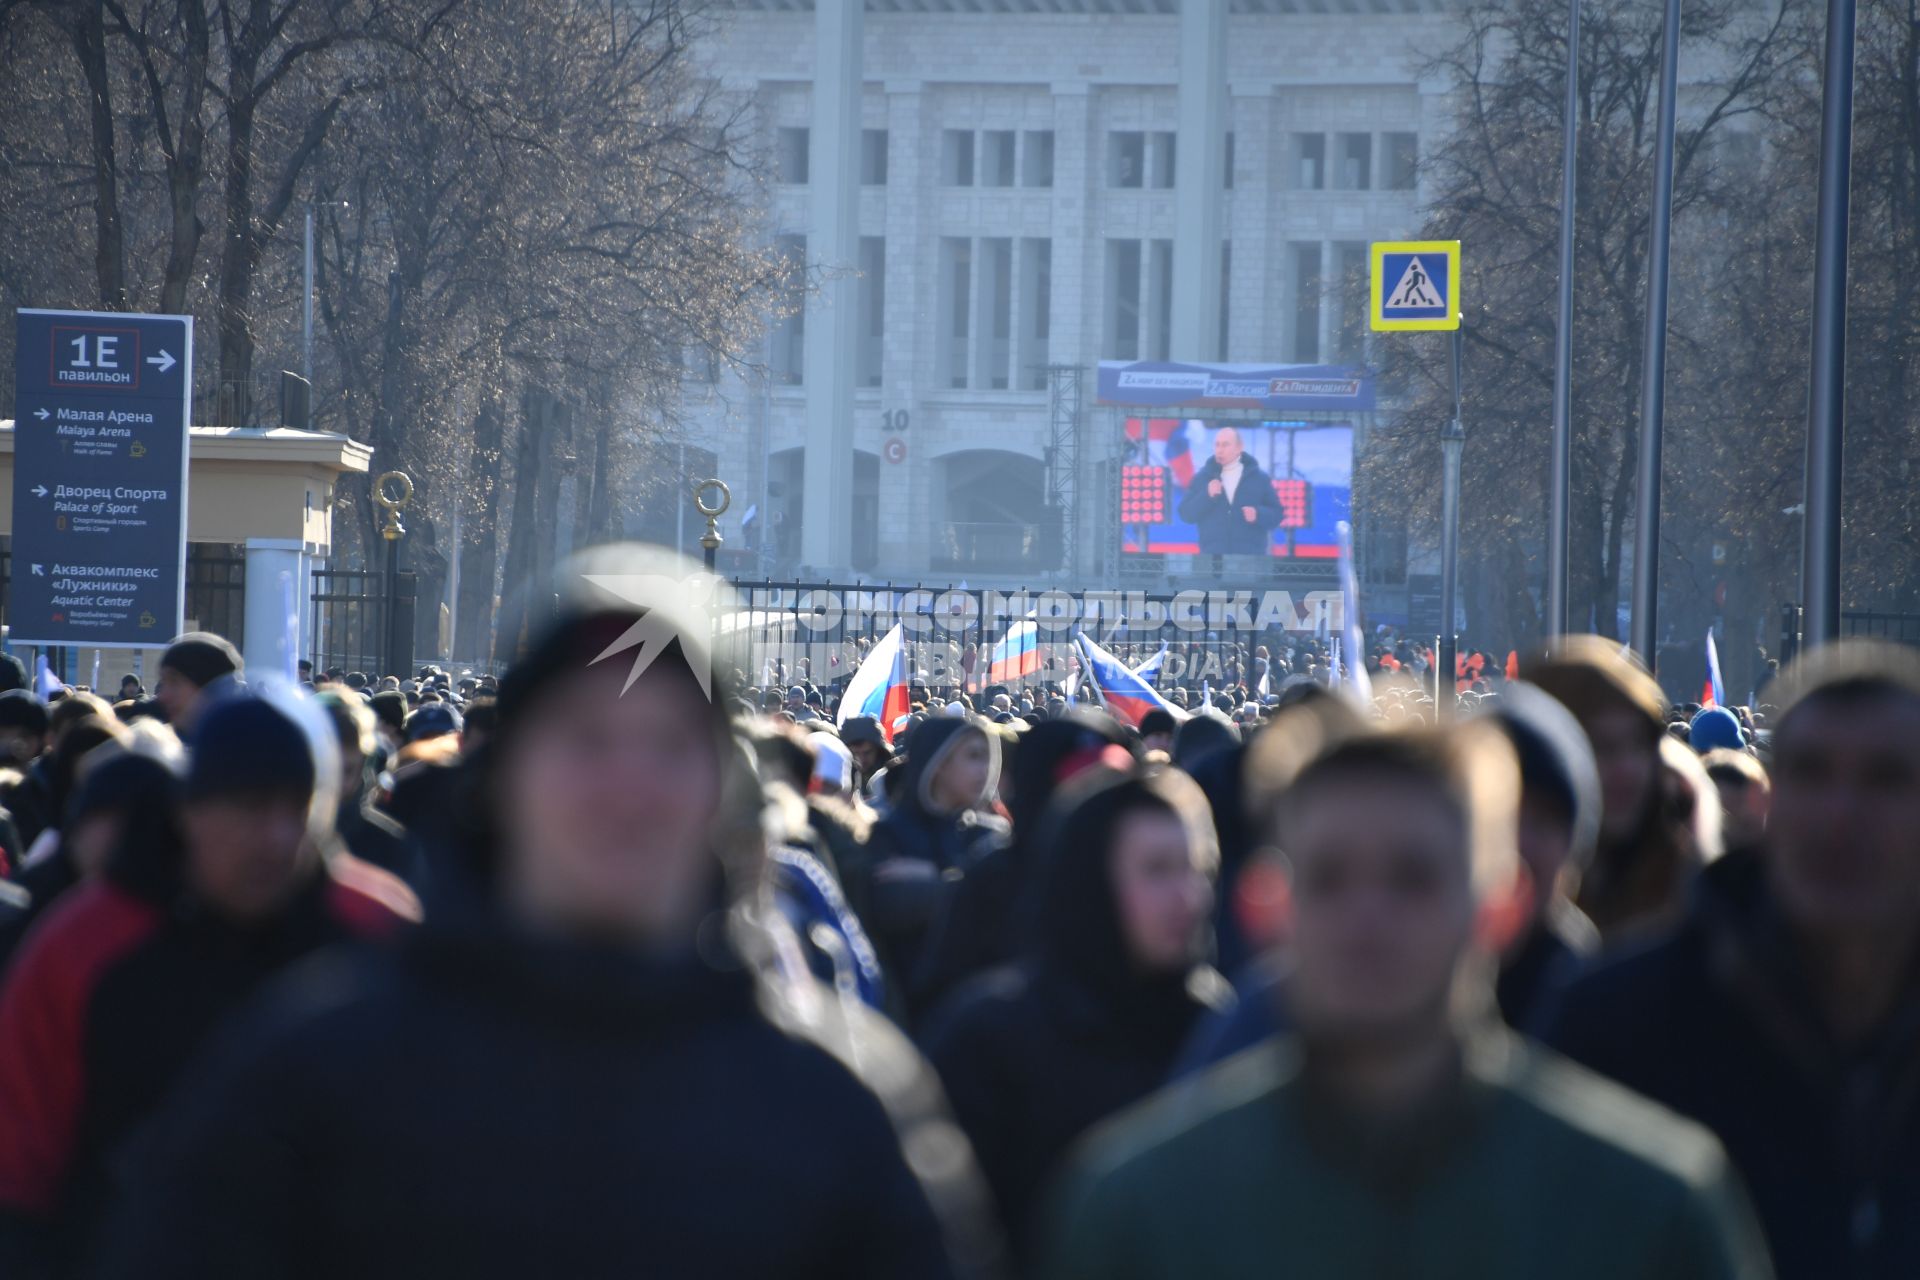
[1439, 328, 1464, 716]
[1546, 0, 1581, 645]
[1630, 0, 1682, 665]
[1802, 0, 1857, 650]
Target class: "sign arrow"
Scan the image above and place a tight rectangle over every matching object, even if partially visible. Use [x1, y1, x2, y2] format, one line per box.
[31, 485, 48, 498]
[146, 349, 176, 373]
[30, 564, 45, 577]
[33, 408, 48, 421]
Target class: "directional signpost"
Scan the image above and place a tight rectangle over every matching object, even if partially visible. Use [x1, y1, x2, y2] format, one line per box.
[1371, 241, 1464, 711]
[11, 309, 191, 648]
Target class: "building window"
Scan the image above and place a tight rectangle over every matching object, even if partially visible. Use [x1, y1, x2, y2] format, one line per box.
[1021, 238, 1052, 389]
[772, 233, 807, 384]
[982, 130, 1017, 186]
[1106, 239, 1143, 358]
[1109, 130, 1145, 188]
[1224, 132, 1235, 189]
[861, 129, 889, 185]
[1290, 241, 1322, 363]
[858, 236, 885, 388]
[1336, 133, 1372, 190]
[1022, 130, 1055, 187]
[776, 127, 809, 185]
[976, 238, 1013, 389]
[1149, 131, 1176, 189]
[1334, 241, 1368, 365]
[1289, 133, 1325, 190]
[939, 237, 972, 388]
[1148, 239, 1173, 361]
[1383, 132, 1418, 190]
[941, 130, 975, 186]
[1218, 242, 1232, 361]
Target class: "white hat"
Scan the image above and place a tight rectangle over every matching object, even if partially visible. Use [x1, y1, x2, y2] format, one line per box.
[808, 732, 853, 794]
[944, 700, 967, 717]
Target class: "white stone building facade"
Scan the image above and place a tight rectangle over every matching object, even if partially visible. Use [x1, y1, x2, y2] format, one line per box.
[668, 0, 1457, 595]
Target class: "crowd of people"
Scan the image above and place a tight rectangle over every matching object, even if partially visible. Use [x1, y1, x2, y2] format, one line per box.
[0, 544, 1913, 1279]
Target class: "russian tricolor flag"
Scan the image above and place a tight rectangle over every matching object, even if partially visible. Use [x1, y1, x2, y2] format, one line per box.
[987, 619, 1041, 683]
[1074, 632, 1187, 729]
[1131, 642, 1169, 687]
[1702, 629, 1725, 709]
[838, 624, 912, 743]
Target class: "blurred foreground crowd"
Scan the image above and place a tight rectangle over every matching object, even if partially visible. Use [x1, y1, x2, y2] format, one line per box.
[0, 547, 1913, 1280]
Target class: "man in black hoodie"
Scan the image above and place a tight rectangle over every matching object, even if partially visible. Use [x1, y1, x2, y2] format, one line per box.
[92, 546, 998, 1280]
[925, 767, 1231, 1270]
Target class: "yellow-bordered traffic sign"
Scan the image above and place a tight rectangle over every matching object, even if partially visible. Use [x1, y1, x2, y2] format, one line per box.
[1371, 240, 1460, 331]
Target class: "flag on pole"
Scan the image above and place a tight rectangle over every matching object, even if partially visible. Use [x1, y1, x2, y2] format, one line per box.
[90, 652, 101, 692]
[986, 619, 1041, 682]
[1073, 632, 1187, 728]
[1064, 667, 1079, 706]
[34, 655, 65, 700]
[837, 624, 912, 743]
[1334, 521, 1373, 706]
[1702, 629, 1725, 709]
[1131, 642, 1169, 688]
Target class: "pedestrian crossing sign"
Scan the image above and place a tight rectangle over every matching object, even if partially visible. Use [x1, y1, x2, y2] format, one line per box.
[1371, 240, 1460, 331]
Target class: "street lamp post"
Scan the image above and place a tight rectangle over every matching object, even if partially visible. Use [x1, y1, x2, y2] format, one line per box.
[302, 200, 350, 388]
[1438, 329, 1465, 716]
[375, 470, 413, 678]
[693, 477, 730, 573]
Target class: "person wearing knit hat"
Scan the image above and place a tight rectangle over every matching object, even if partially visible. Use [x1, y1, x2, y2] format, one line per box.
[1522, 635, 1682, 941]
[1688, 705, 1747, 754]
[838, 715, 891, 784]
[1474, 683, 1604, 1032]
[0, 689, 51, 766]
[807, 731, 855, 797]
[83, 545, 996, 1279]
[154, 632, 243, 733]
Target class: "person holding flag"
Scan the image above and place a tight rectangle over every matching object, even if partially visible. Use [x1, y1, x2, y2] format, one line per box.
[837, 624, 912, 745]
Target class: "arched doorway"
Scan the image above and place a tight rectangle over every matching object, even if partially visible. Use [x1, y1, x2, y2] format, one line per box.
[934, 449, 1046, 574]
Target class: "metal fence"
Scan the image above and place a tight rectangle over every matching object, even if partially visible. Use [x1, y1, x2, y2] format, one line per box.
[716, 578, 1346, 695]
[1779, 604, 1920, 665]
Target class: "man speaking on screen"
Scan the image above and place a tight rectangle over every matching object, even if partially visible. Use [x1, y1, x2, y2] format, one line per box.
[1176, 427, 1284, 556]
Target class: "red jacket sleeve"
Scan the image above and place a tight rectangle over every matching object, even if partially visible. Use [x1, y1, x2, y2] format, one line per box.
[0, 882, 158, 1214]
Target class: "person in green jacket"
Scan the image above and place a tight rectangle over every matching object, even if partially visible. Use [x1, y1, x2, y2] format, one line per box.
[1042, 724, 1774, 1280]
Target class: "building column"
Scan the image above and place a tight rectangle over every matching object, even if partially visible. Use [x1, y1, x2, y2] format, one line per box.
[879, 82, 923, 575]
[799, 0, 863, 574]
[241, 537, 310, 681]
[1170, 0, 1227, 362]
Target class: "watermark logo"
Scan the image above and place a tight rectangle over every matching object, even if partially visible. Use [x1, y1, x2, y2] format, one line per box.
[580, 573, 720, 700]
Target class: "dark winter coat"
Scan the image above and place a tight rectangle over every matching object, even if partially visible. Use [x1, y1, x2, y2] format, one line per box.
[915, 713, 1133, 1010]
[1546, 850, 1920, 1280]
[91, 908, 1000, 1280]
[924, 772, 1230, 1268]
[1175, 455, 1284, 556]
[0, 858, 415, 1278]
[864, 719, 1007, 1016]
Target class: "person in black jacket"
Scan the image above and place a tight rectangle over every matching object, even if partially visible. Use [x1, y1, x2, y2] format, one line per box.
[92, 546, 999, 1280]
[1174, 428, 1284, 556]
[924, 767, 1231, 1270]
[864, 715, 1009, 1019]
[1546, 640, 1920, 1280]
[914, 711, 1135, 1012]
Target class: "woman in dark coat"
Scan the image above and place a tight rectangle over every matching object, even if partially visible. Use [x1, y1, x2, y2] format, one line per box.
[923, 767, 1232, 1271]
[92, 549, 999, 1280]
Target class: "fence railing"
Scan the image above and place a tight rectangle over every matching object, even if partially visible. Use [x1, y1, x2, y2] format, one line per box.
[715, 578, 1345, 694]
[1779, 604, 1920, 665]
